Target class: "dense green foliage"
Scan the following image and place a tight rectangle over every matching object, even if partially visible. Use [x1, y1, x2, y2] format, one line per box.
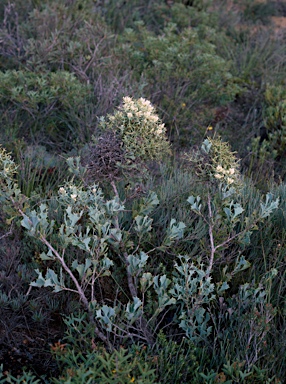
[0, 0, 286, 383]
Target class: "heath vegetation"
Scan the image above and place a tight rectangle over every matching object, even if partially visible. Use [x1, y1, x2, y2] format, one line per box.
[0, 0, 286, 383]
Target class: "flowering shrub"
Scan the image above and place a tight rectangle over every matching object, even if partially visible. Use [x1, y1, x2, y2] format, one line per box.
[0, 0, 285, 380]
[205, 137, 241, 189]
[0, 140, 184, 348]
[0, 133, 279, 348]
[83, 96, 172, 184]
[185, 137, 279, 274]
[100, 96, 171, 163]
[0, 129, 281, 382]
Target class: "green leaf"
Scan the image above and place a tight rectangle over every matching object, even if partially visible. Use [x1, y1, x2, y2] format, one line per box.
[40, 249, 55, 261]
[72, 259, 92, 279]
[82, 237, 91, 251]
[30, 269, 46, 287]
[224, 201, 244, 221]
[125, 297, 143, 323]
[21, 215, 32, 230]
[233, 204, 244, 219]
[105, 198, 125, 214]
[232, 255, 251, 276]
[134, 191, 159, 216]
[217, 281, 229, 293]
[140, 272, 153, 291]
[260, 193, 279, 218]
[30, 268, 65, 292]
[101, 256, 113, 270]
[134, 215, 153, 234]
[108, 228, 122, 246]
[163, 219, 186, 247]
[239, 230, 252, 246]
[66, 205, 83, 227]
[201, 139, 212, 153]
[96, 305, 116, 331]
[127, 252, 149, 276]
[187, 195, 202, 212]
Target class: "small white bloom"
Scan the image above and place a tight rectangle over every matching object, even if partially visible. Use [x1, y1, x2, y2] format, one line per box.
[123, 96, 132, 104]
[71, 194, 77, 201]
[156, 124, 165, 135]
[214, 173, 223, 179]
[228, 168, 235, 175]
[227, 177, 234, 184]
[149, 115, 159, 122]
[216, 165, 224, 173]
[127, 112, 133, 119]
[59, 187, 66, 194]
[139, 97, 151, 107]
[144, 111, 151, 118]
[129, 104, 137, 112]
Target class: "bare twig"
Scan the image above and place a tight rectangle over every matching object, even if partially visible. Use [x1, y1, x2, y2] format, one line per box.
[0, 224, 14, 240]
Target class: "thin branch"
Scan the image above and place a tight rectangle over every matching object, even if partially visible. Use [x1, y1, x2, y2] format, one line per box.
[207, 193, 215, 276]
[123, 251, 137, 298]
[0, 224, 13, 240]
[111, 180, 119, 199]
[39, 235, 90, 308]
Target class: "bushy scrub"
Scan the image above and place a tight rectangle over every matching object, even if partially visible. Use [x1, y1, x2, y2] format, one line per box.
[0, 0, 136, 151]
[0, 99, 178, 352]
[250, 84, 286, 181]
[53, 337, 156, 384]
[1, 0, 286, 381]
[0, 118, 279, 359]
[0, 70, 91, 148]
[184, 137, 279, 273]
[261, 85, 286, 161]
[94, 0, 216, 33]
[118, 22, 240, 144]
[82, 96, 171, 187]
[100, 96, 171, 161]
[23, 1, 114, 74]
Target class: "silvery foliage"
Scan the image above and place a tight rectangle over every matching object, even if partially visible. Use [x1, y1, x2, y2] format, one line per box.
[20, 178, 183, 343]
[0, 144, 280, 345]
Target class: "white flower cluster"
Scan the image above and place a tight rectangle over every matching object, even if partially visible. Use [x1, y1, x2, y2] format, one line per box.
[214, 165, 236, 185]
[103, 96, 171, 162]
[121, 96, 165, 136]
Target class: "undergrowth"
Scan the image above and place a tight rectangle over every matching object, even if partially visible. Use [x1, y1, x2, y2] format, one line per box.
[0, 0, 286, 382]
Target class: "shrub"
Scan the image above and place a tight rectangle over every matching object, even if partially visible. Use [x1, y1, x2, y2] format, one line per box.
[99, 96, 171, 162]
[53, 339, 156, 383]
[0, 69, 91, 149]
[0, 101, 178, 350]
[118, 22, 240, 145]
[0, 127, 283, 380]
[249, 84, 286, 182]
[0, 131, 279, 347]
